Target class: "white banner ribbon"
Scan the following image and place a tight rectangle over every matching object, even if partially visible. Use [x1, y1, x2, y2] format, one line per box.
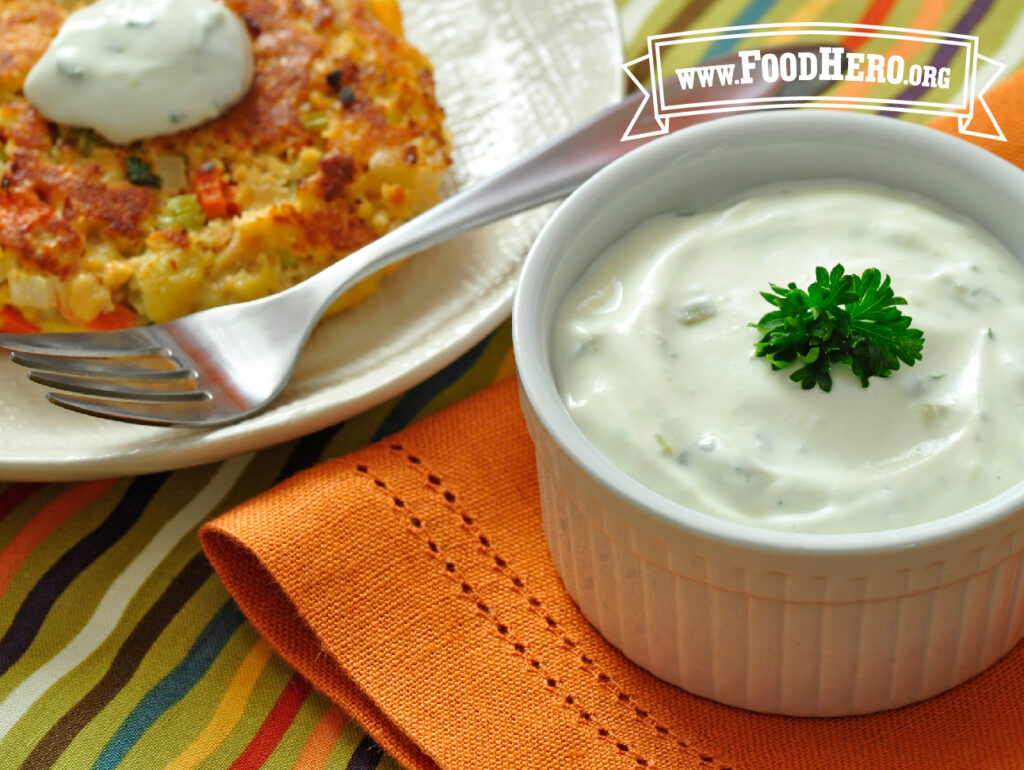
[623, 23, 1005, 142]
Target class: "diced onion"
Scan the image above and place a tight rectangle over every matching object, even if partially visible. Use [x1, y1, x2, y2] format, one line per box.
[8, 271, 58, 311]
[153, 153, 188, 193]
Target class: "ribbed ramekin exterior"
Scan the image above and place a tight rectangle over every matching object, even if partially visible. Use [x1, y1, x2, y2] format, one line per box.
[521, 388, 1024, 716]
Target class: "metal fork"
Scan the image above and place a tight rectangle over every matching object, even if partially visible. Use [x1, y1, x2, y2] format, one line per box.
[0, 47, 830, 426]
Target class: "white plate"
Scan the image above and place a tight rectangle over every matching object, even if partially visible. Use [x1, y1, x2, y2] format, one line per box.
[0, 0, 623, 481]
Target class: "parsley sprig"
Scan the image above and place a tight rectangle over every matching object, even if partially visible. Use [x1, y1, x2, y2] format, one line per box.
[751, 264, 925, 392]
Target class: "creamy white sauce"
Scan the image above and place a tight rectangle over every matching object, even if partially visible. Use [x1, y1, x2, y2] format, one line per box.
[24, 0, 254, 144]
[554, 182, 1024, 534]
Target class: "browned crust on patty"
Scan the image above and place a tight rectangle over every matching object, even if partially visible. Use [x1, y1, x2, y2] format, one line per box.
[0, 2, 63, 93]
[154, 0, 327, 153]
[2, 152, 158, 271]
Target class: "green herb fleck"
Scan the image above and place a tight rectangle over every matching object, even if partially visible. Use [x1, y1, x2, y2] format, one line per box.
[124, 156, 161, 188]
[751, 264, 925, 392]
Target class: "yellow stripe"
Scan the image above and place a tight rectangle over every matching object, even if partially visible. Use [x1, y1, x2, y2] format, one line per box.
[769, 0, 838, 44]
[163, 637, 274, 770]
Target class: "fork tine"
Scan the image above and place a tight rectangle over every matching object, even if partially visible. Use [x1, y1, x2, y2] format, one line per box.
[45, 393, 214, 427]
[0, 330, 168, 358]
[11, 352, 195, 381]
[27, 372, 210, 403]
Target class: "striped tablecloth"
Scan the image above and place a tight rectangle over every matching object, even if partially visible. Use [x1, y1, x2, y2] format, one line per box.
[3, 1, 1024, 767]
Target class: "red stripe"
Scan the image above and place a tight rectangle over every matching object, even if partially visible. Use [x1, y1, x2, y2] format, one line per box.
[841, 0, 899, 51]
[228, 673, 311, 769]
[0, 483, 43, 524]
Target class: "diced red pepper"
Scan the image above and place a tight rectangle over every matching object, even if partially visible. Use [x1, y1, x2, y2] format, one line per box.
[85, 306, 138, 331]
[192, 162, 239, 219]
[0, 305, 40, 333]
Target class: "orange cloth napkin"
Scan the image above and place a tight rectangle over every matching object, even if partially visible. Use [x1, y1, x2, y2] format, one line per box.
[200, 76, 1024, 770]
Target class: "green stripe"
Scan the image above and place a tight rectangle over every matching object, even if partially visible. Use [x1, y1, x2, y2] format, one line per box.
[325, 721, 376, 768]
[0, 455, 269, 763]
[655, 0, 871, 80]
[1, 535, 213, 766]
[0, 475, 158, 688]
[0, 481, 125, 629]
[376, 754, 403, 770]
[703, 0, 786, 60]
[970, 0, 1019, 67]
[624, 0, 719, 59]
[207, 447, 296, 518]
[50, 577, 230, 770]
[126, 623, 264, 768]
[2, 466, 224, 689]
[91, 600, 245, 770]
[20, 554, 215, 770]
[895, 0, 1003, 124]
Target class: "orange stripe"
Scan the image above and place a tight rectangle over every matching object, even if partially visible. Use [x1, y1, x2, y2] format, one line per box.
[831, 0, 952, 100]
[841, 0, 899, 51]
[0, 479, 115, 600]
[291, 703, 350, 770]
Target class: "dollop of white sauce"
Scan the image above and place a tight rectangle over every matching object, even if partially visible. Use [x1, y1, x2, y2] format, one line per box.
[24, 0, 254, 144]
[554, 182, 1024, 534]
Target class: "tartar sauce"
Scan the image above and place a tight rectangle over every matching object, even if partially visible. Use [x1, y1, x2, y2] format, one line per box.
[554, 182, 1024, 534]
[24, 0, 254, 144]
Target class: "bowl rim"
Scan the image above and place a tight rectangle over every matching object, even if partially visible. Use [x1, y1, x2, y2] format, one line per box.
[513, 110, 1024, 556]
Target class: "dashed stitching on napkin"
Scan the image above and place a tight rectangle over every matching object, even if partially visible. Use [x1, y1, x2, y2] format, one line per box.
[356, 456, 666, 770]
[371, 444, 733, 770]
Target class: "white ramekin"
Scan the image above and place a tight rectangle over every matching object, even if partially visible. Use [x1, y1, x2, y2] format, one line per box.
[512, 111, 1024, 717]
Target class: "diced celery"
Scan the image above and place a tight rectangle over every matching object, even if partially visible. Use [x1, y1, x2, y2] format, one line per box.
[300, 111, 330, 133]
[156, 194, 206, 231]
